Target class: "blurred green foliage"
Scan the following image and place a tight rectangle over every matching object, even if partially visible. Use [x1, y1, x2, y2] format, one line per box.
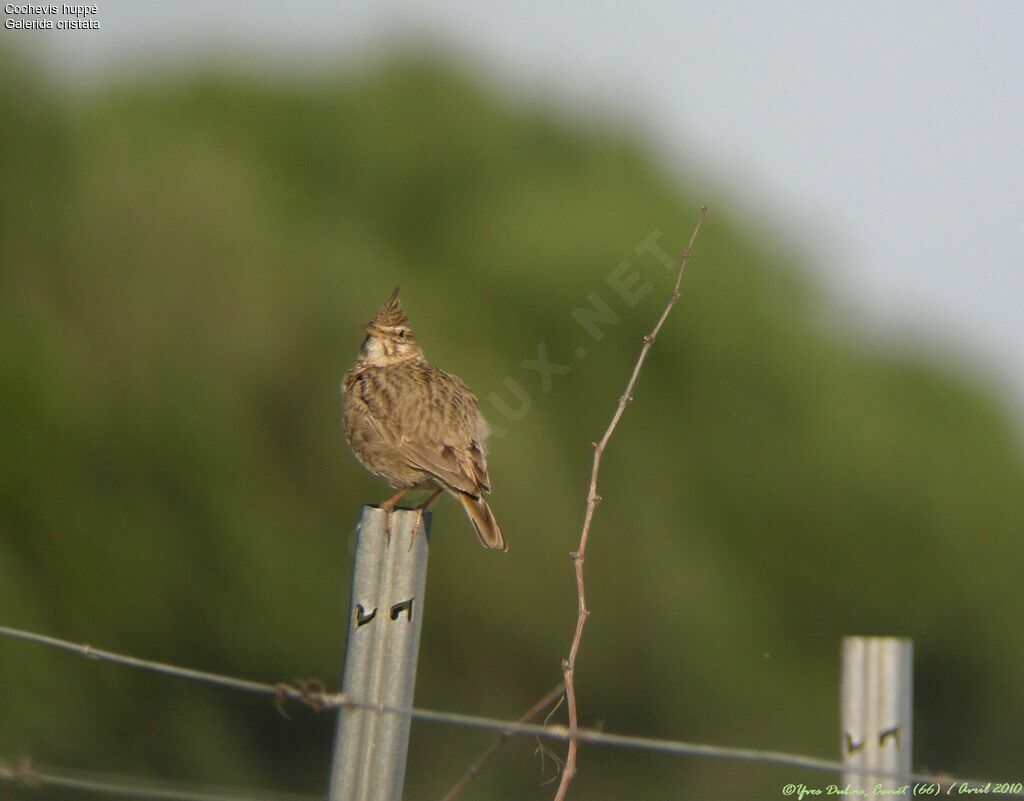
[2, 46, 1023, 800]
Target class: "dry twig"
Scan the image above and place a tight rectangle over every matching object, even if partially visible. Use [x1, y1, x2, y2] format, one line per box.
[553, 207, 709, 800]
[440, 682, 565, 801]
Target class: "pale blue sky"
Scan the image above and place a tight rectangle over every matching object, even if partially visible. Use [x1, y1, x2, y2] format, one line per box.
[16, 1, 1024, 417]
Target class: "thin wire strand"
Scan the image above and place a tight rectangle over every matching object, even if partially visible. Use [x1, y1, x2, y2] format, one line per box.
[3, 625, 1018, 795]
[554, 206, 709, 801]
[0, 756, 319, 801]
[0, 625, 338, 712]
[439, 682, 566, 801]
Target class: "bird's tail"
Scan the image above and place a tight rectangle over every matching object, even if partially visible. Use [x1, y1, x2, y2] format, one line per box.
[456, 492, 508, 551]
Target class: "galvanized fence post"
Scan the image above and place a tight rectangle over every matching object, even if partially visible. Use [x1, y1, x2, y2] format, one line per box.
[328, 506, 431, 801]
[840, 636, 913, 792]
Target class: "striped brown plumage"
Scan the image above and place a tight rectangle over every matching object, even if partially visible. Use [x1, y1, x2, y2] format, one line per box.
[342, 287, 507, 551]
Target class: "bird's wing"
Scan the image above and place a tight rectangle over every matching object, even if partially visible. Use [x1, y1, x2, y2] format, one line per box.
[399, 370, 490, 496]
[401, 438, 484, 497]
[343, 369, 395, 448]
[467, 434, 491, 493]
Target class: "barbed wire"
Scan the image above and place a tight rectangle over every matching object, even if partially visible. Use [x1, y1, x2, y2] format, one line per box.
[2, 623, 1019, 796]
[0, 625, 334, 712]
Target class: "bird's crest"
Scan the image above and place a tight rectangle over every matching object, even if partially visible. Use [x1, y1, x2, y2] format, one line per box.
[371, 286, 410, 330]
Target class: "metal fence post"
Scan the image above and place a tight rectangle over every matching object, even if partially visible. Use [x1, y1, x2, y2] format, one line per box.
[840, 636, 913, 792]
[328, 506, 431, 801]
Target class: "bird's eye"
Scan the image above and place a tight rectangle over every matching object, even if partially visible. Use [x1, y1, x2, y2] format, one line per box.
[398, 330, 407, 340]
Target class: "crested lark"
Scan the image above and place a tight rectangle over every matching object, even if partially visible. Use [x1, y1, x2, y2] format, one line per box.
[342, 288, 507, 551]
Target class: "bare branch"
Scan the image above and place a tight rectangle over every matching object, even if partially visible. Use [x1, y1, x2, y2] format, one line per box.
[439, 682, 565, 801]
[553, 207, 709, 800]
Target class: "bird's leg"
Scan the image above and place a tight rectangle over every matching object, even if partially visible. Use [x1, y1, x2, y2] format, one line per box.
[379, 489, 407, 541]
[408, 488, 443, 551]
